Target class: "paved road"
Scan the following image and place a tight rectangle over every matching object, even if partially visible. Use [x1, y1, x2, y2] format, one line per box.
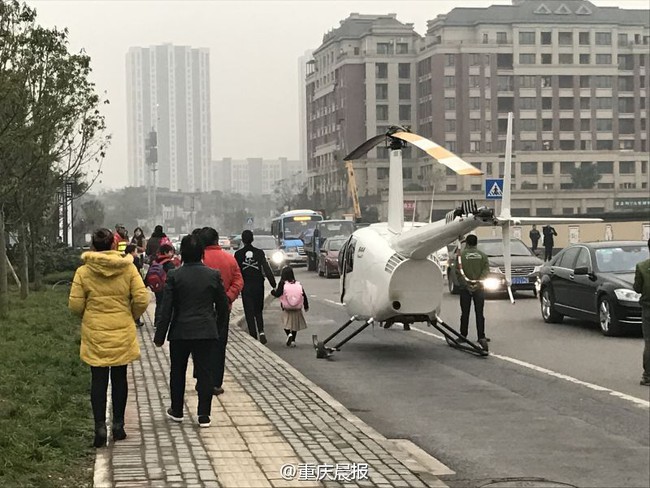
[259, 268, 650, 488]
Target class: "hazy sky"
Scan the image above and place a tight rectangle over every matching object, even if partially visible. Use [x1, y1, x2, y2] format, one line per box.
[28, 0, 647, 190]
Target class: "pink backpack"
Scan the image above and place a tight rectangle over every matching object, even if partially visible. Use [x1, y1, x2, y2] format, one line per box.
[280, 281, 304, 311]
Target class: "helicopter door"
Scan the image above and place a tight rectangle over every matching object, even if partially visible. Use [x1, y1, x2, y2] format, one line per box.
[339, 236, 356, 302]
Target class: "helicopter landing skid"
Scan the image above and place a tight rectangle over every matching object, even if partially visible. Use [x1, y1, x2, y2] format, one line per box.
[427, 316, 489, 357]
[313, 315, 374, 359]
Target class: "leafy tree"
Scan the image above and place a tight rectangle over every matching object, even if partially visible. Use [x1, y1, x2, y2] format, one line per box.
[570, 163, 601, 189]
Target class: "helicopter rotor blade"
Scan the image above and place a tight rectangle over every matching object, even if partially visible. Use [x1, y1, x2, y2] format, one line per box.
[391, 131, 483, 176]
[343, 134, 387, 161]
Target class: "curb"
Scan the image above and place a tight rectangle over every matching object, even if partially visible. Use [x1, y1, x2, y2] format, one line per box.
[230, 293, 452, 487]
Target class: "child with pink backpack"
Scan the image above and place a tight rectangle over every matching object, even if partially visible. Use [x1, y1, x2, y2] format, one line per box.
[271, 266, 309, 347]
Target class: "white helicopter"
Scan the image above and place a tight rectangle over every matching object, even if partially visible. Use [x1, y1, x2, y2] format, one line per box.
[313, 113, 601, 359]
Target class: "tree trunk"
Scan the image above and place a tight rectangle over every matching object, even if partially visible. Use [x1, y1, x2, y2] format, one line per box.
[0, 207, 9, 318]
[30, 218, 43, 291]
[19, 220, 29, 299]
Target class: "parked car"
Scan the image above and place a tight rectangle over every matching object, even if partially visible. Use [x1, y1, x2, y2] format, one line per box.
[538, 241, 648, 336]
[430, 246, 450, 278]
[318, 237, 347, 278]
[230, 234, 242, 251]
[448, 237, 543, 296]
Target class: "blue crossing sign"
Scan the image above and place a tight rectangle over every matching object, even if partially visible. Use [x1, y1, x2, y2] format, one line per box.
[485, 179, 504, 200]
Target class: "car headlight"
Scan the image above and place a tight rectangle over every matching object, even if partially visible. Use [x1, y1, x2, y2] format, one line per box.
[483, 277, 502, 290]
[614, 288, 641, 302]
[489, 266, 502, 274]
[285, 246, 297, 253]
[271, 252, 285, 265]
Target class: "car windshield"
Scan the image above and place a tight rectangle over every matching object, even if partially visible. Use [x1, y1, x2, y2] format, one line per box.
[327, 239, 346, 251]
[595, 246, 649, 273]
[478, 240, 532, 257]
[255, 236, 277, 250]
[320, 221, 355, 238]
[283, 219, 319, 239]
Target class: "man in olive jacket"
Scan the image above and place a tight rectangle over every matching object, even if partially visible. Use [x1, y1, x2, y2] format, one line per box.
[633, 238, 650, 386]
[154, 234, 230, 427]
[454, 234, 490, 351]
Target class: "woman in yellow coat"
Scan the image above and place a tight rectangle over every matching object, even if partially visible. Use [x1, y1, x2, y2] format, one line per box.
[69, 228, 150, 448]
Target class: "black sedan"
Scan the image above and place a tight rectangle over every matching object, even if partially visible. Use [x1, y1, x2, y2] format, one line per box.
[538, 241, 648, 336]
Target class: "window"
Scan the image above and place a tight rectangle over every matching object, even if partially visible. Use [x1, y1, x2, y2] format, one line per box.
[559, 140, 575, 150]
[559, 97, 573, 109]
[520, 119, 537, 131]
[519, 32, 535, 44]
[595, 97, 612, 109]
[497, 76, 514, 91]
[482, 33, 488, 44]
[377, 167, 389, 179]
[470, 53, 482, 66]
[520, 54, 535, 64]
[399, 105, 411, 121]
[470, 119, 481, 132]
[541, 53, 552, 64]
[575, 248, 591, 270]
[398, 63, 410, 79]
[541, 32, 552, 45]
[444, 76, 455, 88]
[542, 97, 552, 110]
[580, 140, 592, 150]
[618, 77, 634, 92]
[377, 42, 393, 55]
[541, 76, 552, 88]
[563, 208, 575, 215]
[619, 161, 635, 174]
[497, 53, 513, 68]
[520, 75, 535, 88]
[593, 76, 612, 88]
[399, 84, 411, 100]
[469, 75, 481, 88]
[618, 54, 633, 70]
[580, 76, 590, 88]
[595, 32, 611, 45]
[620, 139, 635, 150]
[561, 162, 575, 174]
[446, 184, 457, 191]
[596, 54, 612, 65]
[596, 119, 612, 131]
[580, 119, 591, 131]
[620, 182, 636, 189]
[559, 54, 573, 64]
[559, 32, 573, 45]
[446, 141, 456, 152]
[559, 76, 573, 88]
[543, 162, 554, 174]
[396, 43, 409, 54]
[559, 119, 574, 131]
[444, 98, 455, 110]
[596, 140, 613, 150]
[376, 104, 388, 121]
[497, 32, 507, 44]
[579, 32, 590, 45]
[579, 54, 590, 65]
[542, 119, 552, 131]
[521, 162, 538, 174]
[353, 47, 360, 55]
[376, 63, 388, 79]
[445, 54, 455, 66]
[469, 97, 480, 110]
[377, 147, 389, 159]
[376, 84, 388, 100]
[402, 167, 413, 179]
[598, 182, 614, 189]
[445, 120, 456, 132]
[520, 97, 536, 110]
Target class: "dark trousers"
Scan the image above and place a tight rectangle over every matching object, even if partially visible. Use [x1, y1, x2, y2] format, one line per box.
[170, 339, 218, 417]
[544, 245, 554, 261]
[214, 317, 230, 389]
[242, 286, 265, 338]
[460, 288, 486, 340]
[531, 240, 539, 253]
[91, 365, 128, 425]
[642, 306, 650, 381]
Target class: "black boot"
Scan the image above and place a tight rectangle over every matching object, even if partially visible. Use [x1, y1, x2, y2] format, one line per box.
[112, 421, 127, 441]
[94, 422, 107, 448]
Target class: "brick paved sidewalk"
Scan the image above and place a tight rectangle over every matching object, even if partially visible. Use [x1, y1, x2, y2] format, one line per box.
[94, 297, 449, 488]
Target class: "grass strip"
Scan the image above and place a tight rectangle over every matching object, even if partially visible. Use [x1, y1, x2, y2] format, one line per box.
[0, 289, 94, 487]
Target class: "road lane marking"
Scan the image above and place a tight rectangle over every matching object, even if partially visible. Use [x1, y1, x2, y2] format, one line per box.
[410, 326, 649, 409]
[322, 298, 345, 307]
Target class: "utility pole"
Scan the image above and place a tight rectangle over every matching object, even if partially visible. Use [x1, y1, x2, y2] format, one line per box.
[146, 130, 158, 229]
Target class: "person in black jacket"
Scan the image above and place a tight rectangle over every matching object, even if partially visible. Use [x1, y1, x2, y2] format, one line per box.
[542, 225, 558, 262]
[154, 234, 229, 428]
[234, 230, 277, 344]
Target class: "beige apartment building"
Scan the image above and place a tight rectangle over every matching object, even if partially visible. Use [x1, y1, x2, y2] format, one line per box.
[305, 1, 650, 219]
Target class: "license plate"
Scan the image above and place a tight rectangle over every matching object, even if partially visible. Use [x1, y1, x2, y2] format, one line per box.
[511, 277, 529, 285]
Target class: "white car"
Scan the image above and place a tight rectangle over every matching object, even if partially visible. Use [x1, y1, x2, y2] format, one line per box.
[430, 246, 450, 278]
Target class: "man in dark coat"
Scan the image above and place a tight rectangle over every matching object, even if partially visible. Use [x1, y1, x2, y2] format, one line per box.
[529, 225, 541, 254]
[154, 234, 229, 428]
[542, 225, 558, 261]
[234, 230, 277, 344]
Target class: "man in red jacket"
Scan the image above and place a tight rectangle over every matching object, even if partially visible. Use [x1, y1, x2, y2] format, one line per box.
[200, 227, 243, 396]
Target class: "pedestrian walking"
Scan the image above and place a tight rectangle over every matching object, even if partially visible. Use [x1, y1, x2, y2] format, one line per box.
[68, 228, 150, 448]
[125, 244, 145, 326]
[145, 244, 177, 320]
[453, 234, 490, 351]
[145, 225, 170, 263]
[154, 234, 230, 427]
[633, 238, 650, 387]
[271, 266, 309, 347]
[116, 227, 129, 254]
[200, 227, 243, 396]
[529, 225, 541, 254]
[131, 227, 146, 254]
[234, 230, 277, 344]
[542, 225, 557, 262]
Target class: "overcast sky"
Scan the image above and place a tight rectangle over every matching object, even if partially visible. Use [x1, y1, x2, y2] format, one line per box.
[28, 0, 647, 190]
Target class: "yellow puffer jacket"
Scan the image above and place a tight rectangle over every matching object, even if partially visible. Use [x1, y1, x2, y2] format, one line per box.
[69, 251, 150, 367]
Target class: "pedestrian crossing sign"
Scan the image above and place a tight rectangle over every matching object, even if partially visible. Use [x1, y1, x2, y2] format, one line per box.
[246, 217, 254, 225]
[485, 179, 504, 200]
